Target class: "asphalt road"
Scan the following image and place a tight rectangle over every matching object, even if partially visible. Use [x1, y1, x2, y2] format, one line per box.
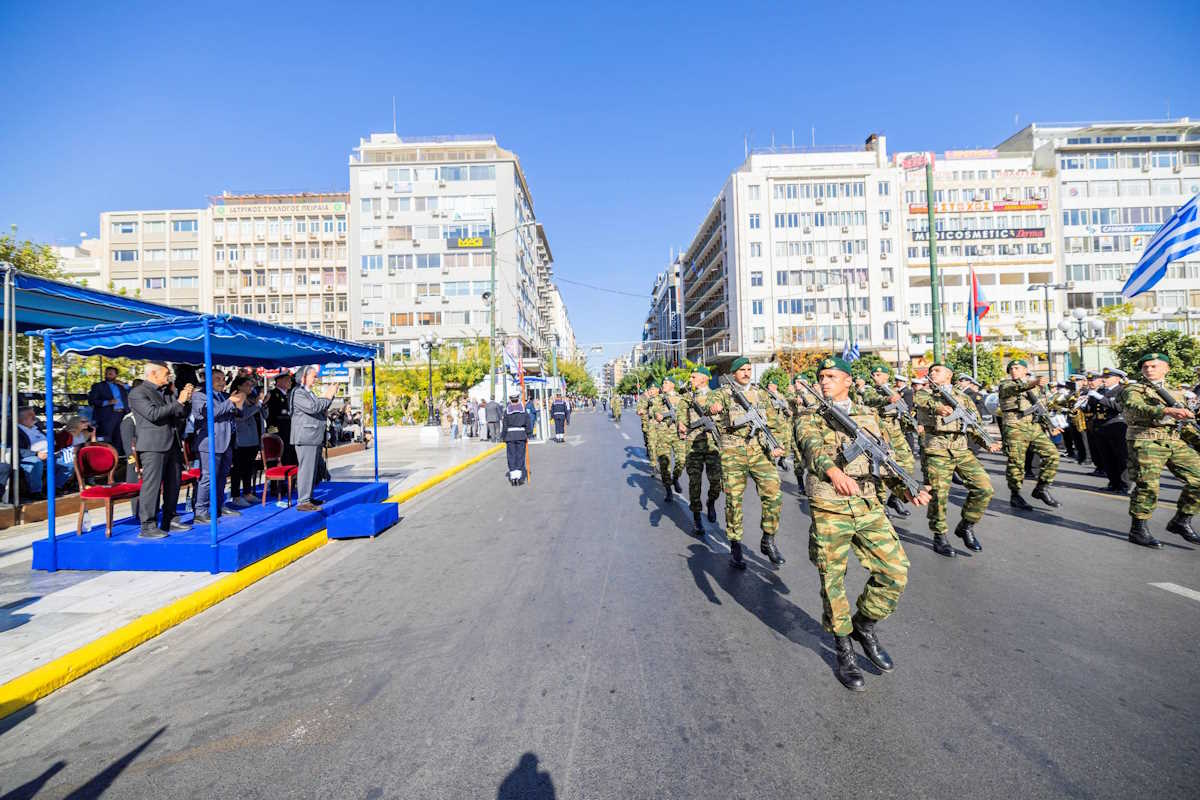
[2, 411, 1199, 799]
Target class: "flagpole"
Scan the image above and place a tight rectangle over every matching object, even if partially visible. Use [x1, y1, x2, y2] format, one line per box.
[970, 265, 978, 382]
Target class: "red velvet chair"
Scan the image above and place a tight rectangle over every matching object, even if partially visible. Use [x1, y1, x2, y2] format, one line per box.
[260, 433, 297, 507]
[74, 443, 142, 537]
[180, 439, 201, 506]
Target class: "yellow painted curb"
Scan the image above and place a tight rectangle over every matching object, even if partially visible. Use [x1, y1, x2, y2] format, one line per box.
[0, 443, 503, 721]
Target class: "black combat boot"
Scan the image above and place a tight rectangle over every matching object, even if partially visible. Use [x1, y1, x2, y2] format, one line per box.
[886, 494, 911, 517]
[932, 534, 956, 558]
[664, 483, 673, 502]
[850, 612, 894, 672]
[729, 540, 747, 570]
[954, 519, 982, 551]
[1032, 484, 1061, 508]
[1166, 512, 1200, 544]
[673, 476, 683, 493]
[691, 512, 706, 539]
[1010, 492, 1034, 511]
[1129, 518, 1163, 549]
[833, 635, 866, 691]
[706, 497, 717, 523]
[760, 535, 785, 565]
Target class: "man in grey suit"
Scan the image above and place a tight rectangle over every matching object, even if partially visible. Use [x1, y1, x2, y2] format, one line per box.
[485, 399, 502, 441]
[290, 365, 338, 511]
[191, 368, 246, 523]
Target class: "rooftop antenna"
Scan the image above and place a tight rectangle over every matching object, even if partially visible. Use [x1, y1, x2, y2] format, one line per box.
[744, 134, 748, 158]
[392, 96, 397, 135]
[811, 126, 815, 147]
[791, 129, 795, 147]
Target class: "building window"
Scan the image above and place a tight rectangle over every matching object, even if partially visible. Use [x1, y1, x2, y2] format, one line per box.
[144, 220, 166, 234]
[361, 255, 383, 271]
[749, 242, 762, 258]
[171, 219, 198, 233]
[112, 249, 138, 262]
[750, 271, 763, 287]
[144, 277, 166, 290]
[748, 213, 761, 229]
[110, 221, 137, 235]
[170, 276, 199, 288]
[751, 300, 763, 315]
[752, 327, 765, 343]
[747, 184, 761, 201]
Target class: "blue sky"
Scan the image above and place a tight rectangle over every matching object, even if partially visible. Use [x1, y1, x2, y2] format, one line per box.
[2, 0, 1198, 370]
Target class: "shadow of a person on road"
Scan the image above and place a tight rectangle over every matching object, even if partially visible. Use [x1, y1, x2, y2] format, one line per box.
[496, 752, 556, 800]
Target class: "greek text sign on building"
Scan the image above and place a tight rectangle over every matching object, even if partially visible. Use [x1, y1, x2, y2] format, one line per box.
[912, 227, 1046, 242]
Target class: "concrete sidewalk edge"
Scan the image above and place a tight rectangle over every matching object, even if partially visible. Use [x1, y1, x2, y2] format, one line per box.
[0, 443, 504, 721]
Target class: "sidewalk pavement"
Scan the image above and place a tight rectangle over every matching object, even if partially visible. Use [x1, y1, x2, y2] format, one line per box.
[0, 427, 496, 686]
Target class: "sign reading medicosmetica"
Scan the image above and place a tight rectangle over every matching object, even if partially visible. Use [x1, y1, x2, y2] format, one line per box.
[912, 228, 1046, 242]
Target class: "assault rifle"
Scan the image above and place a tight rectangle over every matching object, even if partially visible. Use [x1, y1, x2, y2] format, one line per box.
[686, 397, 721, 447]
[1149, 383, 1200, 447]
[721, 377, 794, 470]
[936, 383, 998, 447]
[795, 381, 924, 500]
[877, 382, 916, 428]
[655, 394, 678, 425]
[763, 385, 792, 417]
[1022, 387, 1061, 434]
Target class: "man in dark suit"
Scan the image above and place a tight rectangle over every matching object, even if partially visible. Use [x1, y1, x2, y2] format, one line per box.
[266, 371, 296, 465]
[290, 366, 337, 511]
[191, 368, 246, 523]
[130, 362, 194, 538]
[88, 366, 130, 456]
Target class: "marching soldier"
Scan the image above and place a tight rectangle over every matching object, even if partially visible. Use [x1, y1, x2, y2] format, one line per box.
[1082, 371, 1106, 476]
[997, 359, 1061, 510]
[707, 357, 789, 568]
[652, 376, 687, 501]
[894, 375, 920, 460]
[1085, 367, 1130, 493]
[636, 381, 659, 460]
[790, 373, 818, 491]
[862, 364, 916, 517]
[611, 391, 622, 422]
[501, 390, 533, 485]
[1119, 352, 1200, 548]
[680, 365, 722, 537]
[797, 356, 931, 691]
[913, 362, 1002, 557]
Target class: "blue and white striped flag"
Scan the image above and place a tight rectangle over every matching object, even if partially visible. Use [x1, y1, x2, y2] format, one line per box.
[842, 341, 860, 362]
[1122, 194, 1200, 299]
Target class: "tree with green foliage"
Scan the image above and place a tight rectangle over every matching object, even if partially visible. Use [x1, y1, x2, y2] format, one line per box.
[944, 343, 1034, 387]
[849, 352, 888, 382]
[1113, 329, 1200, 385]
[759, 365, 789, 389]
[554, 358, 598, 398]
[1, 226, 61, 279]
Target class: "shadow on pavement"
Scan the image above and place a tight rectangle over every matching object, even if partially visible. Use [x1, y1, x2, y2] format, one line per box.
[496, 752, 556, 800]
[1, 726, 165, 800]
[0, 596, 38, 634]
[0, 760, 64, 800]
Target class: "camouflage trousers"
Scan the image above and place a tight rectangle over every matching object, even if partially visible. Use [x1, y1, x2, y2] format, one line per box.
[612, 404, 622, 421]
[1003, 421, 1059, 492]
[652, 427, 686, 488]
[808, 495, 909, 636]
[922, 447, 994, 534]
[686, 440, 722, 512]
[720, 438, 782, 542]
[641, 425, 652, 459]
[1127, 435, 1200, 519]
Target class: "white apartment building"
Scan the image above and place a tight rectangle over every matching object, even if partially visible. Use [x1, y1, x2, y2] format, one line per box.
[205, 193, 350, 338]
[900, 150, 1063, 366]
[98, 209, 205, 309]
[642, 257, 682, 364]
[999, 119, 1200, 333]
[348, 133, 561, 362]
[680, 135, 903, 365]
[50, 235, 103, 287]
[547, 285, 579, 362]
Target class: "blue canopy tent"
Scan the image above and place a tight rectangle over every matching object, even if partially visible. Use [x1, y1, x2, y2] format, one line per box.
[32, 313, 379, 573]
[0, 264, 201, 509]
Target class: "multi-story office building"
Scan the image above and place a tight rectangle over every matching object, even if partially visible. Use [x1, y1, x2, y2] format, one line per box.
[547, 285, 579, 362]
[602, 356, 628, 391]
[679, 135, 903, 366]
[900, 150, 1063, 366]
[50, 235, 103, 287]
[205, 193, 351, 338]
[348, 133, 561, 362]
[999, 119, 1200, 333]
[98, 208, 205, 309]
[642, 257, 682, 364]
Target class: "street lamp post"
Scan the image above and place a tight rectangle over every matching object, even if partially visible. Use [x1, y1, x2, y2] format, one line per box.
[419, 333, 440, 425]
[1057, 311, 1106, 373]
[1027, 281, 1071, 382]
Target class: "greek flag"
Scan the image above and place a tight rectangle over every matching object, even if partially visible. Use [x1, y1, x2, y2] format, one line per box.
[1122, 194, 1200, 299]
[841, 341, 860, 362]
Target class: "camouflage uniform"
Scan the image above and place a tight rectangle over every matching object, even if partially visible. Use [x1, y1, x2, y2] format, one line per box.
[997, 378, 1060, 492]
[797, 400, 910, 635]
[789, 382, 820, 489]
[913, 384, 995, 534]
[860, 385, 915, 476]
[1119, 380, 1200, 519]
[710, 382, 788, 542]
[650, 390, 687, 488]
[636, 394, 654, 457]
[681, 387, 722, 513]
[611, 394, 622, 421]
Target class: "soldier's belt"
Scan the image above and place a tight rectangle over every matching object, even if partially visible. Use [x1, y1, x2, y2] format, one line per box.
[1128, 426, 1178, 441]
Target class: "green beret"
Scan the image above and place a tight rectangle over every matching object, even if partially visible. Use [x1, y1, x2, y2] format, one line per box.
[817, 356, 852, 377]
[646, 378, 658, 388]
[929, 360, 948, 369]
[1137, 352, 1171, 367]
[691, 364, 712, 378]
[661, 375, 676, 385]
[871, 364, 892, 376]
[729, 356, 750, 371]
[1006, 359, 1028, 370]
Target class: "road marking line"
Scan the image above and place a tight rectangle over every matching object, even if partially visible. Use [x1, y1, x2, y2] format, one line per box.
[621, 432, 630, 440]
[1150, 582, 1200, 603]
